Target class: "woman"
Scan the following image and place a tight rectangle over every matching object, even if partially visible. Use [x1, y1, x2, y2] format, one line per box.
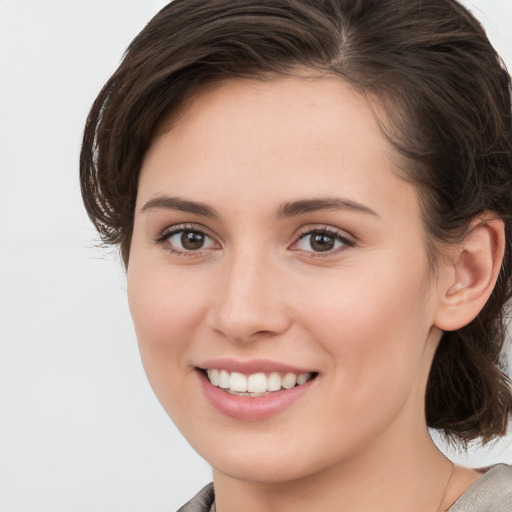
[80, 0, 512, 510]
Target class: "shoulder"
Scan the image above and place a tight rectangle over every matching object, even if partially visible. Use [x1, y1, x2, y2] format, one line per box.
[448, 464, 512, 512]
[176, 483, 215, 512]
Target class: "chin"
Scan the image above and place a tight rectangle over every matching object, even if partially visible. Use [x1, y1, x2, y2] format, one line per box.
[210, 451, 319, 484]
[184, 424, 342, 485]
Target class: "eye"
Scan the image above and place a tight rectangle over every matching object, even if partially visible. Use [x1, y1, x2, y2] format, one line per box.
[292, 228, 354, 254]
[158, 226, 219, 255]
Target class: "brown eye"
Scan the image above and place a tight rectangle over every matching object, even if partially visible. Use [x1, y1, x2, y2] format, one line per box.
[309, 233, 335, 252]
[294, 229, 353, 254]
[162, 228, 218, 254]
[181, 230, 205, 250]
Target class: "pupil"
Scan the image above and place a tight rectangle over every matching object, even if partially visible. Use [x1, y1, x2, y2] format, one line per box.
[311, 233, 334, 252]
[181, 231, 204, 250]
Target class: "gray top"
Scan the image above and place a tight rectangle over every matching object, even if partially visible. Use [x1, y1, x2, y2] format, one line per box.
[177, 483, 215, 512]
[447, 464, 512, 512]
[177, 464, 512, 512]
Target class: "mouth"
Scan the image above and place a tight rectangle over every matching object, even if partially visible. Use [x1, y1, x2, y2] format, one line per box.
[199, 368, 319, 397]
[196, 359, 319, 420]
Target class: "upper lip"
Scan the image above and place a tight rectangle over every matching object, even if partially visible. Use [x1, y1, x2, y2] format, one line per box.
[197, 358, 317, 375]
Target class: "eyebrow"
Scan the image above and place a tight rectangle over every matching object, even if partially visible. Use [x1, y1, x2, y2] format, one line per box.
[140, 196, 220, 218]
[274, 197, 378, 218]
[140, 195, 378, 219]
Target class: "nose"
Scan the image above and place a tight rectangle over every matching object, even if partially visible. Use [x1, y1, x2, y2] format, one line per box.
[206, 248, 292, 343]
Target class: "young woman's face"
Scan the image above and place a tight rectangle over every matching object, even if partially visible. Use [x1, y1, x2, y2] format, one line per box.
[128, 77, 446, 482]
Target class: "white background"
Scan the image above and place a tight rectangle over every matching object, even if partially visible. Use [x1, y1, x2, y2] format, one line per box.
[0, 1, 511, 511]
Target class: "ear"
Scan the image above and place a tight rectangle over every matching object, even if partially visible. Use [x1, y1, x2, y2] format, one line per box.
[433, 214, 505, 332]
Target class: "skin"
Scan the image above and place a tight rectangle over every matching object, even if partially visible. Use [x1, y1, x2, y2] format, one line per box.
[127, 77, 488, 511]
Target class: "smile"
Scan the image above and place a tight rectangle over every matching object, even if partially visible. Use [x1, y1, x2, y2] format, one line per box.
[197, 361, 319, 420]
[206, 369, 315, 396]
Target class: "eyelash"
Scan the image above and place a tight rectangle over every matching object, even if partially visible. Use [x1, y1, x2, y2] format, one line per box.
[155, 224, 219, 257]
[155, 224, 355, 257]
[291, 226, 356, 257]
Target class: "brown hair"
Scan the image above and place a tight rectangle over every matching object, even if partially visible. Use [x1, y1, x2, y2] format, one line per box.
[80, 0, 512, 444]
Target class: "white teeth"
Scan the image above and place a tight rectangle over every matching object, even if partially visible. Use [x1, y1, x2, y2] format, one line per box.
[229, 372, 247, 392]
[267, 372, 282, 392]
[218, 369, 230, 388]
[207, 369, 219, 386]
[206, 369, 314, 394]
[281, 372, 297, 389]
[297, 373, 310, 385]
[247, 373, 267, 393]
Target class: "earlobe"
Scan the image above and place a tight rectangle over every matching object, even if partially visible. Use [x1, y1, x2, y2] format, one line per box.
[434, 215, 505, 332]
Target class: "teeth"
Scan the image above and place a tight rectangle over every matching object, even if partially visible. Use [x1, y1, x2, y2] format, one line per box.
[297, 373, 309, 385]
[267, 372, 282, 392]
[229, 372, 247, 392]
[206, 369, 313, 394]
[282, 372, 297, 389]
[219, 369, 230, 388]
[247, 373, 267, 393]
[207, 369, 219, 386]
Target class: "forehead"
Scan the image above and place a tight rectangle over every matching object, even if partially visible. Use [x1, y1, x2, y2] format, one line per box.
[138, 76, 417, 220]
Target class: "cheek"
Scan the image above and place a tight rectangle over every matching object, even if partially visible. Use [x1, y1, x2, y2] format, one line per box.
[126, 265, 211, 437]
[286, 271, 435, 463]
[302, 258, 433, 394]
[128, 258, 205, 338]
[126, 262, 207, 391]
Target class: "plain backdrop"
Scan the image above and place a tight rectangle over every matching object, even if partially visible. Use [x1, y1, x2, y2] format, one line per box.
[0, 1, 511, 511]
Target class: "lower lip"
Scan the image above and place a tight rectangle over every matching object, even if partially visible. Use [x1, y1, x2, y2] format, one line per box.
[198, 370, 316, 421]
